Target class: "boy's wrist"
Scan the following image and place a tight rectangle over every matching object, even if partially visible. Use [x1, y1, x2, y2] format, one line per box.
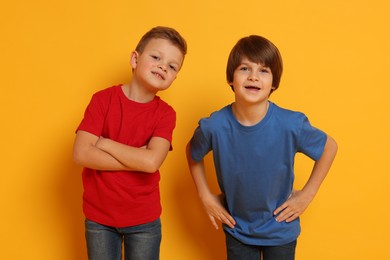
[198, 189, 213, 202]
[300, 187, 317, 201]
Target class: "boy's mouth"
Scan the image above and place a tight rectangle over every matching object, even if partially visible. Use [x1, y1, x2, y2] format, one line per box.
[245, 86, 260, 90]
[152, 71, 165, 80]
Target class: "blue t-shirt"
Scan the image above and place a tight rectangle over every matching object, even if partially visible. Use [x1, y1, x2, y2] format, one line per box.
[190, 101, 327, 246]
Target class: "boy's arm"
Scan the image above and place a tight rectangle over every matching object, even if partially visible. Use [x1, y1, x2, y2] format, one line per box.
[73, 130, 131, 171]
[274, 135, 338, 222]
[95, 136, 171, 173]
[186, 142, 236, 230]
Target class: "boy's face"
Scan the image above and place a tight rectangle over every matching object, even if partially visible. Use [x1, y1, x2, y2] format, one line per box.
[229, 58, 275, 105]
[131, 38, 184, 93]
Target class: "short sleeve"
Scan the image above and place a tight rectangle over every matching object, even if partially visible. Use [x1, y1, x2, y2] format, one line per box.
[297, 116, 327, 161]
[190, 121, 212, 162]
[76, 92, 107, 137]
[152, 106, 176, 147]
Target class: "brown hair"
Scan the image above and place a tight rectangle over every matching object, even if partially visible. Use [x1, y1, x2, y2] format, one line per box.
[226, 35, 283, 93]
[135, 26, 187, 58]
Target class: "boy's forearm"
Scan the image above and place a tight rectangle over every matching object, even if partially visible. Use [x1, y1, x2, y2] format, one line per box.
[302, 135, 338, 198]
[73, 131, 130, 171]
[96, 137, 170, 173]
[78, 147, 129, 171]
[186, 143, 212, 199]
[190, 162, 211, 200]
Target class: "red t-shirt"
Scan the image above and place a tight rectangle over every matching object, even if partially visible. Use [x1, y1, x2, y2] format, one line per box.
[77, 85, 176, 227]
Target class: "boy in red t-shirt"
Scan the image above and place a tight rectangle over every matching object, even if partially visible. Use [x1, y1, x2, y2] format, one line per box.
[73, 26, 187, 260]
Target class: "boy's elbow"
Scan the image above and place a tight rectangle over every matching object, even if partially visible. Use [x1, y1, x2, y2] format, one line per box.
[72, 144, 91, 167]
[141, 157, 162, 173]
[328, 135, 338, 150]
[142, 163, 160, 174]
[325, 135, 338, 158]
[72, 149, 85, 166]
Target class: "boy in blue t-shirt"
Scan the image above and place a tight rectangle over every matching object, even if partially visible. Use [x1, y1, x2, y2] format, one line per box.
[186, 35, 338, 260]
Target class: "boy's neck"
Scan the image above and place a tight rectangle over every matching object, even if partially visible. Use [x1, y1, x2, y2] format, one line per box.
[232, 101, 269, 126]
[122, 83, 156, 103]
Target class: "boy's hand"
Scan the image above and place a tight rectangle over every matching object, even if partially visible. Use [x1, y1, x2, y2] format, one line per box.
[95, 136, 106, 149]
[274, 136, 337, 223]
[200, 193, 236, 230]
[273, 190, 313, 223]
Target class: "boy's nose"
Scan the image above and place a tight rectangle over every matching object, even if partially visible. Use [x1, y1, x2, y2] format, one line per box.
[158, 63, 167, 72]
[248, 72, 259, 81]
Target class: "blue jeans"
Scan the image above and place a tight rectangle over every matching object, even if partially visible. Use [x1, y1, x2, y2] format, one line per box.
[224, 230, 296, 260]
[85, 218, 162, 260]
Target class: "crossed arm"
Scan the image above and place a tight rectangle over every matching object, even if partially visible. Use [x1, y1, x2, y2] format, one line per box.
[73, 130, 171, 173]
[186, 135, 338, 229]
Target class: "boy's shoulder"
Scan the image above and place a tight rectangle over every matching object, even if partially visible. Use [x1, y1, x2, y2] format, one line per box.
[154, 96, 176, 115]
[271, 102, 306, 120]
[88, 85, 122, 105]
[93, 84, 121, 96]
[196, 105, 232, 134]
[270, 102, 319, 133]
[200, 105, 230, 122]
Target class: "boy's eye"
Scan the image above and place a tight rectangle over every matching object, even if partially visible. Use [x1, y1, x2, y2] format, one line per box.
[239, 66, 249, 71]
[261, 68, 270, 73]
[151, 55, 159, 60]
[169, 65, 178, 71]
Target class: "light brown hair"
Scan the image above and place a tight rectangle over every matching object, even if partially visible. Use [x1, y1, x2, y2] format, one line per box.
[135, 26, 187, 58]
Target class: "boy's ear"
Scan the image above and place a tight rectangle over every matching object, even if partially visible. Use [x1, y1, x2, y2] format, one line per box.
[130, 51, 139, 69]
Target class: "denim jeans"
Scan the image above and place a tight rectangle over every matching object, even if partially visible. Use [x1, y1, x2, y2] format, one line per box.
[85, 218, 162, 260]
[224, 230, 296, 260]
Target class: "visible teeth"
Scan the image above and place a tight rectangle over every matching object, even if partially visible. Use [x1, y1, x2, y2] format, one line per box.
[153, 72, 163, 79]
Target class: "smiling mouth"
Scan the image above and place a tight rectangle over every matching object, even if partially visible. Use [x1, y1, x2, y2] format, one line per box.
[245, 86, 260, 90]
[152, 71, 165, 80]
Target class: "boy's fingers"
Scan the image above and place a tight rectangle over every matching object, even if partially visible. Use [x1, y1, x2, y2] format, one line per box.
[274, 204, 291, 222]
[217, 208, 235, 226]
[274, 203, 287, 215]
[276, 207, 299, 222]
[286, 213, 299, 223]
[204, 195, 236, 229]
[209, 209, 235, 229]
[220, 214, 235, 229]
[226, 214, 236, 227]
[208, 215, 219, 230]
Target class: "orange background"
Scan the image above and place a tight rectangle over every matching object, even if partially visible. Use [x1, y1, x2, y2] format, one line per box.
[1, 0, 389, 259]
